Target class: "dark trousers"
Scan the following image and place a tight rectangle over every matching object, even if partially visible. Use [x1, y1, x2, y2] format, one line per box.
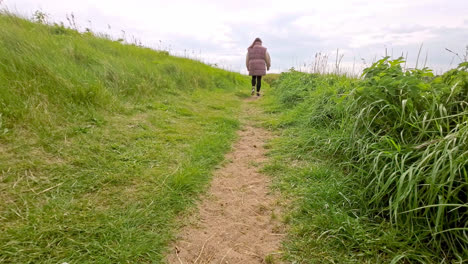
[251, 76, 262, 92]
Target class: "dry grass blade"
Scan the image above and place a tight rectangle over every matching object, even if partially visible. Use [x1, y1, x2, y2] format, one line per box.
[194, 235, 214, 264]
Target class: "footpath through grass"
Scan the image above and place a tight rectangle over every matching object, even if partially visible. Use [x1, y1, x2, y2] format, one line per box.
[0, 13, 250, 263]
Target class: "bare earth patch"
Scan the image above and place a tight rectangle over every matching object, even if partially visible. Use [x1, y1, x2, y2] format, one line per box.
[167, 98, 284, 264]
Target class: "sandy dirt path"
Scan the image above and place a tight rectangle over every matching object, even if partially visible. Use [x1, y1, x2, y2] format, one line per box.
[166, 97, 284, 264]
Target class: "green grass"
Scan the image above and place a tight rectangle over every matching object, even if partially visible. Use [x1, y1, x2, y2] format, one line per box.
[3, 9, 466, 264]
[0, 12, 250, 263]
[263, 73, 281, 85]
[261, 60, 468, 263]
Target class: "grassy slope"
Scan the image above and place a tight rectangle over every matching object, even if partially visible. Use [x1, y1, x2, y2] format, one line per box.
[261, 102, 396, 263]
[0, 14, 250, 263]
[261, 67, 467, 263]
[259, 76, 387, 263]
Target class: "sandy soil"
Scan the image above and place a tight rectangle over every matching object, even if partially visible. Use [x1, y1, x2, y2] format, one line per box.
[166, 98, 284, 264]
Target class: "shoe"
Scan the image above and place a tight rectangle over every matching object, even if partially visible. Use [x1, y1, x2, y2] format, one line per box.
[257, 92, 260, 96]
[251, 87, 255, 95]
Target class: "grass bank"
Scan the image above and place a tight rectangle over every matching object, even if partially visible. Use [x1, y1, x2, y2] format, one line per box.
[262, 59, 467, 263]
[0, 13, 249, 263]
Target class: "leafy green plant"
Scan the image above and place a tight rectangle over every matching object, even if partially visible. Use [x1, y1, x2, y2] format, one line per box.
[349, 58, 467, 260]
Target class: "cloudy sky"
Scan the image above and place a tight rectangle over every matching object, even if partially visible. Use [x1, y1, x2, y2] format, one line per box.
[3, 0, 468, 74]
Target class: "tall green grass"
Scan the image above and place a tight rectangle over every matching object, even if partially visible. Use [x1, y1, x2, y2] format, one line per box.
[0, 12, 245, 132]
[348, 59, 467, 261]
[264, 58, 467, 262]
[0, 12, 249, 263]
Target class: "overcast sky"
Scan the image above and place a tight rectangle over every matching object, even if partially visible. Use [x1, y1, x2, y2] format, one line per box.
[3, 0, 468, 74]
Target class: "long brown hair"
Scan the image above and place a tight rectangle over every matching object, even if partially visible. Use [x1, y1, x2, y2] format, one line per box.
[248, 37, 262, 49]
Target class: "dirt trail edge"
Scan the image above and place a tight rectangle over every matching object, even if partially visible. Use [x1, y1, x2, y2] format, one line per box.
[167, 97, 284, 264]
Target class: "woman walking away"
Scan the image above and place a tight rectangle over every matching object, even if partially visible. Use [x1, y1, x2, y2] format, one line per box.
[246, 38, 271, 96]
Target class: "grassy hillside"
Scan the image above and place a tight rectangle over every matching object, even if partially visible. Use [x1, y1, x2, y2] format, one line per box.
[262, 59, 467, 263]
[0, 13, 249, 263]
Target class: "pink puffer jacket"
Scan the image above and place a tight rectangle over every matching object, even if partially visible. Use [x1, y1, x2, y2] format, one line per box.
[246, 43, 271, 76]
